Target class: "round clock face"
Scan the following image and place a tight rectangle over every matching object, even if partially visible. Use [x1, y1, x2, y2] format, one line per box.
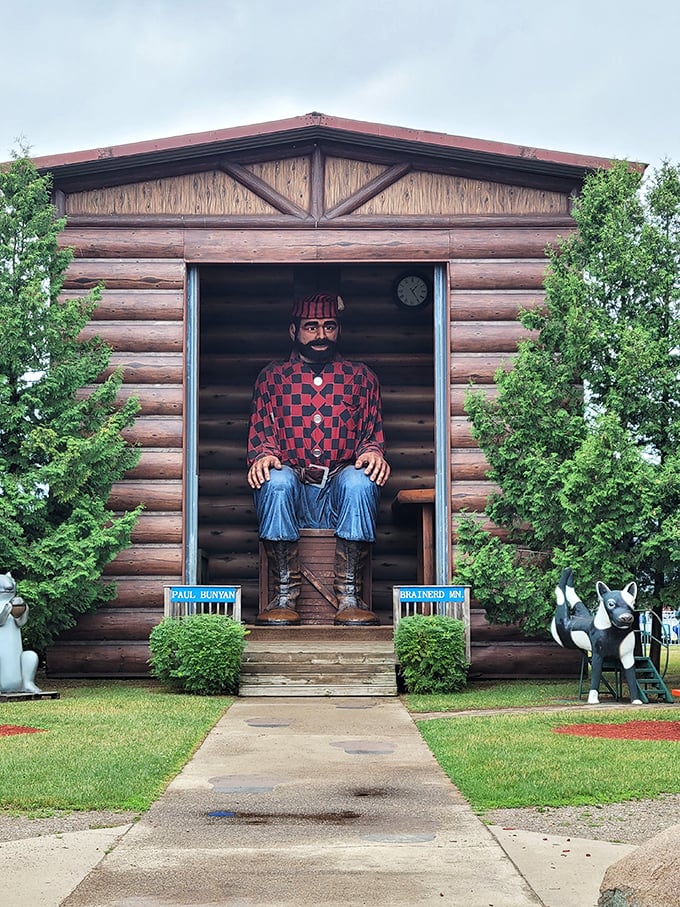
[395, 274, 429, 308]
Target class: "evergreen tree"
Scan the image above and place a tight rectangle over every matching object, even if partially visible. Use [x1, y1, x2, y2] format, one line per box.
[0, 156, 141, 652]
[456, 160, 680, 666]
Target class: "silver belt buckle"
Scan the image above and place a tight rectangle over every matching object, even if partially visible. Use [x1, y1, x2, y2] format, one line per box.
[306, 464, 330, 488]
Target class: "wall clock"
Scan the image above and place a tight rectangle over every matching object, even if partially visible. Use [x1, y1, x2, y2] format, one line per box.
[393, 273, 431, 309]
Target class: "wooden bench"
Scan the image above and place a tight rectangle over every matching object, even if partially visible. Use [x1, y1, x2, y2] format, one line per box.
[392, 488, 436, 585]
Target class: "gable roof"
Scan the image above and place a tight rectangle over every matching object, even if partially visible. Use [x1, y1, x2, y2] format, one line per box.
[30, 112, 644, 188]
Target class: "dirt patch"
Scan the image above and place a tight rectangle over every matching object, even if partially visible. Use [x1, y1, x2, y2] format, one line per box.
[485, 794, 680, 844]
[0, 809, 139, 842]
[0, 725, 45, 736]
[554, 720, 680, 740]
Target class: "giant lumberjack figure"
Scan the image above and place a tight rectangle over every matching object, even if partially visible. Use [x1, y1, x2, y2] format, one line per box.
[247, 293, 390, 626]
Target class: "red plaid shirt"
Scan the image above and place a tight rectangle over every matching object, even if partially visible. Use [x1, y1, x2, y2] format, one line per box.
[247, 353, 386, 469]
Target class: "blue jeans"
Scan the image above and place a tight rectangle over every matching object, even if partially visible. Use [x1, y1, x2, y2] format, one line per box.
[254, 465, 380, 542]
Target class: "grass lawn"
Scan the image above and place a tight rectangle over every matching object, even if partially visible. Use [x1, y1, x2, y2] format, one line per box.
[1, 650, 677, 820]
[408, 646, 680, 812]
[0, 680, 231, 816]
[417, 709, 680, 811]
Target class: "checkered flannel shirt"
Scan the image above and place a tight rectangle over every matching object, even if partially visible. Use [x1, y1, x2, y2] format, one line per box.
[247, 353, 386, 469]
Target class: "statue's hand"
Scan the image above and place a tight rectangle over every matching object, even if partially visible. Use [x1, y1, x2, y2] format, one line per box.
[11, 596, 28, 626]
[248, 455, 283, 490]
[355, 452, 391, 487]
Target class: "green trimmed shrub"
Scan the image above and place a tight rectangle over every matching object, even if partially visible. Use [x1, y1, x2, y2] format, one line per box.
[394, 614, 469, 694]
[148, 615, 249, 695]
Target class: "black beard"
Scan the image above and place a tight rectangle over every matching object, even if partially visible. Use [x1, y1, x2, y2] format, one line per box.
[294, 338, 337, 363]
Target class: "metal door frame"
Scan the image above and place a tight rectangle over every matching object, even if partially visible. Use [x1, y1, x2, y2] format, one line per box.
[183, 262, 451, 586]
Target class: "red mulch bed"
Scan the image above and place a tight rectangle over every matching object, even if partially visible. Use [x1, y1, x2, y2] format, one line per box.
[0, 725, 45, 737]
[555, 720, 680, 740]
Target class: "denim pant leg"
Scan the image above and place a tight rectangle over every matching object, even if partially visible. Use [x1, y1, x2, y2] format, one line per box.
[330, 465, 381, 542]
[254, 466, 301, 541]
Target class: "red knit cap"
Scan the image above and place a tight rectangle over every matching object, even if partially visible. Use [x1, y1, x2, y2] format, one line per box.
[292, 293, 344, 320]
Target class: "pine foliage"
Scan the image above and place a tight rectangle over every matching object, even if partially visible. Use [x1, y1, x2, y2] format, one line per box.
[456, 161, 680, 636]
[0, 156, 141, 652]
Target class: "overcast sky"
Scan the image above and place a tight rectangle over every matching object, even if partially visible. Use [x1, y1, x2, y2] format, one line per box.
[3, 0, 678, 176]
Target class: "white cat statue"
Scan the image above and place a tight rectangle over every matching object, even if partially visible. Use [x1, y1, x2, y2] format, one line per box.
[0, 572, 41, 694]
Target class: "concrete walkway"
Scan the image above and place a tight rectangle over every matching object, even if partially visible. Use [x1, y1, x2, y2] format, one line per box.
[4, 697, 634, 906]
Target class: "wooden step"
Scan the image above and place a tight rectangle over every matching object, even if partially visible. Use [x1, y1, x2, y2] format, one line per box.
[238, 680, 398, 697]
[245, 625, 394, 641]
[238, 640, 397, 697]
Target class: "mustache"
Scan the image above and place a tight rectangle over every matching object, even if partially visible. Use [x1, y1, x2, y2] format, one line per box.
[294, 338, 337, 361]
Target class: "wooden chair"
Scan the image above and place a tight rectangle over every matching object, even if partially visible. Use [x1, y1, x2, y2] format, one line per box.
[391, 489, 435, 584]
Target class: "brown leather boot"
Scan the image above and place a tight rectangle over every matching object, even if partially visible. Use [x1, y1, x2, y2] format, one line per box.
[256, 540, 301, 625]
[333, 538, 379, 626]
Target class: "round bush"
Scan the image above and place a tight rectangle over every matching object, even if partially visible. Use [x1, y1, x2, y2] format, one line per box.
[394, 614, 469, 694]
[148, 614, 248, 695]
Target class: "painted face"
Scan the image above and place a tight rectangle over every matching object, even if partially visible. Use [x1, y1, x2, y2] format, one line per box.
[291, 318, 340, 363]
[596, 582, 637, 629]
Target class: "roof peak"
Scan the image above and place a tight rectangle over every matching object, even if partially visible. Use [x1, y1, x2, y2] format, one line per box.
[26, 112, 645, 179]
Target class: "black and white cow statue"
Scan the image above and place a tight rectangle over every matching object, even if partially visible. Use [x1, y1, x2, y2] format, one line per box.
[551, 567, 642, 704]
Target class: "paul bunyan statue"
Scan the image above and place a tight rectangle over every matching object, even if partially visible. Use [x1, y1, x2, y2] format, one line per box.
[0, 572, 41, 694]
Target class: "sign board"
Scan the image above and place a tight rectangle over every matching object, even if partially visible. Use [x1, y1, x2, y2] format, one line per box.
[168, 586, 239, 603]
[163, 585, 242, 621]
[397, 586, 466, 603]
[392, 585, 470, 659]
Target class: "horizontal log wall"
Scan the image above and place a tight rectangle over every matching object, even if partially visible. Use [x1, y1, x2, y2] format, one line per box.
[446, 238, 571, 629]
[449, 262, 549, 514]
[47, 251, 186, 675]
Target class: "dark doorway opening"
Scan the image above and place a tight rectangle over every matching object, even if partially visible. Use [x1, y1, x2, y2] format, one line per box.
[198, 263, 435, 624]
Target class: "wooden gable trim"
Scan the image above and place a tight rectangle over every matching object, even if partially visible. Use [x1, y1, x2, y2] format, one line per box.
[219, 161, 311, 220]
[310, 146, 324, 222]
[313, 141, 585, 195]
[62, 212, 576, 233]
[350, 171, 570, 218]
[61, 151, 573, 224]
[49, 136, 588, 201]
[324, 162, 412, 220]
[65, 169, 284, 218]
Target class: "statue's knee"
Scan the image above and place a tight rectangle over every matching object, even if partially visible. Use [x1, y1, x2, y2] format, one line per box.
[257, 467, 298, 506]
[336, 467, 377, 498]
[265, 466, 297, 492]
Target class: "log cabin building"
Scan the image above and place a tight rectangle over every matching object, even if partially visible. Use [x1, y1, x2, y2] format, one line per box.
[29, 113, 622, 680]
